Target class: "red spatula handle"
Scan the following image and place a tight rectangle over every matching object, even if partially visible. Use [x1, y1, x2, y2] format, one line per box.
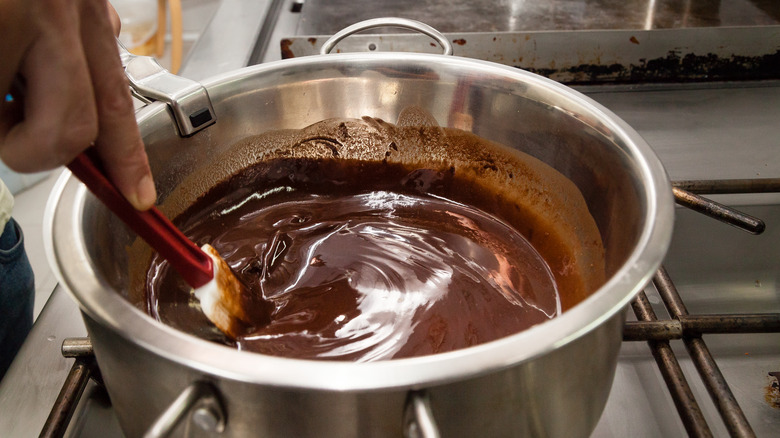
[67, 151, 213, 288]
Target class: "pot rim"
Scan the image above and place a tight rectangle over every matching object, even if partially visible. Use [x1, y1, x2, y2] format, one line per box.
[44, 52, 674, 391]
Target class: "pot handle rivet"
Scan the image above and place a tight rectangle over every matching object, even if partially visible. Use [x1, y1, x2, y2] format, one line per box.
[144, 381, 226, 438]
[320, 17, 453, 56]
[403, 390, 441, 438]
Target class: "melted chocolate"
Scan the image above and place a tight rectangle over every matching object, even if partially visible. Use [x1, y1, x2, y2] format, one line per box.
[146, 159, 566, 361]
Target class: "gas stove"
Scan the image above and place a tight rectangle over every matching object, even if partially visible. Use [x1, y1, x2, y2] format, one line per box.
[1, 1, 778, 436]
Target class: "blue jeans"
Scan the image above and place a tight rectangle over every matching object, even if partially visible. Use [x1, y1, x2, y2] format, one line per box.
[0, 218, 35, 381]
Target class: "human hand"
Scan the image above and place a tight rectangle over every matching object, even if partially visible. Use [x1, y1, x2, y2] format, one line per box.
[0, 0, 156, 210]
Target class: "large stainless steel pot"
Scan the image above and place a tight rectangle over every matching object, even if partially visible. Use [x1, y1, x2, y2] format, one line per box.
[45, 19, 673, 438]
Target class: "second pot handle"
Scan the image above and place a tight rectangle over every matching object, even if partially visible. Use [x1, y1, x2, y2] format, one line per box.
[144, 380, 226, 438]
[320, 17, 453, 56]
[403, 390, 441, 438]
[118, 40, 216, 137]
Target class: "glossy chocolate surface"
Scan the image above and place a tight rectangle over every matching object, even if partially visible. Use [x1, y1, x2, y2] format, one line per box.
[143, 118, 604, 361]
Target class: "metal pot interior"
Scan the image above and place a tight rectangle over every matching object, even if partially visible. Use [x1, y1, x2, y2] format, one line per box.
[47, 52, 673, 389]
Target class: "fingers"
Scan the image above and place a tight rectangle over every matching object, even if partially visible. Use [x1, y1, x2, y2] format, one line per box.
[107, 2, 122, 37]
[0, 0, 98, 173]
[79, 0, 156, 210]
[0, 0, 156, 211]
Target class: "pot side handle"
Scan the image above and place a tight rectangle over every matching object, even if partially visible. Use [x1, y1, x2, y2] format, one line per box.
[320, 17, 454, 57]
[118, 40, 216, 137]
[403, 390, 441, 438]
[144, 380, 226, 438]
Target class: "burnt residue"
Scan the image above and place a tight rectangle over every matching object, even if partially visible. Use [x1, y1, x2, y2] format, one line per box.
[337, 122, 350, 140]
[522, 49, 780, 84]
[281, 39, 295, 59]
[768, 372, 780, 409]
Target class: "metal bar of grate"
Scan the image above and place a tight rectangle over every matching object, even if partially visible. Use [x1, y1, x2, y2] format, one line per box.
[653, 267, 757, 438]
[672, 187, 765, 234]
[623, 314, 780, 341]
[39, 359, 94, 438]
[673, 178, 780, 194]
[39, 338, 98, 438]
[630, 291, 713, 437]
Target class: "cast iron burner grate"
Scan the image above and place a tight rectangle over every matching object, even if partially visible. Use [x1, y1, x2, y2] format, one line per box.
[40, 178, 780, 438]
[621, 178, 780, 438]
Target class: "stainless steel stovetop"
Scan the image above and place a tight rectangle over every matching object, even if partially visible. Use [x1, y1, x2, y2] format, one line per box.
[1, 1, 778, 436]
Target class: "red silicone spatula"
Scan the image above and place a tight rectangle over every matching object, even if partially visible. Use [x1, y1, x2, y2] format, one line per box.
[67, 150, 265, 338]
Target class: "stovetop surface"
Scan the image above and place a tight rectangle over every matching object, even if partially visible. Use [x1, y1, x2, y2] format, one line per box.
[296, 0, 780, 34]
